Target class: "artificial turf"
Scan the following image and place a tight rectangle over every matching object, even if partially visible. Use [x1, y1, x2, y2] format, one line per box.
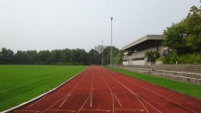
[112, 68, 201, 99]
[0, 65, 87, 111]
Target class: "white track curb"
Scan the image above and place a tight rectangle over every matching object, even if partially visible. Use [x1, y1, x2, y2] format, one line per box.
[1, 70, 86, 113]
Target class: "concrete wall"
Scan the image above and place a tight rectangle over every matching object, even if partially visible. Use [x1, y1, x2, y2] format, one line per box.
[123, 61, 128, 65]
[115, 65, 201, 86]
[123, 59, 146, 66]
[132, 60, 146, 65]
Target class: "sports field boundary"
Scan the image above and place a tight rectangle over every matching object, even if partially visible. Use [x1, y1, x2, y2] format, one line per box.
[1, 69, 87, 113]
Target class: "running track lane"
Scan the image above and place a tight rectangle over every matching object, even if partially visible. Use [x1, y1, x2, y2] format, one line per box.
[10, 66, 201, 113]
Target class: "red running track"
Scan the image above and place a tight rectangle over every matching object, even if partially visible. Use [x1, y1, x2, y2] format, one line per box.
[10, 66, 201, 113]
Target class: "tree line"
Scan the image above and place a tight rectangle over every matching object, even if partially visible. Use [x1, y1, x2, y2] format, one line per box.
[0, 46, 123, 65]
[162, 3, 201, 64]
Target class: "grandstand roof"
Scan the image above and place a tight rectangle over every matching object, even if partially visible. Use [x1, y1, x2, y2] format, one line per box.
[122, 35, 164, 51]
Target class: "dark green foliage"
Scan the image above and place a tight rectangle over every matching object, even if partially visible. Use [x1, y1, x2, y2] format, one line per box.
[69, 49, 88, 65]
[38, 50, 51, 64]
[114, 50, 124, 64]
[163, 50, 178, 64]
[0, 46, 122, 65]
[163, 52, 201, 64]
[185, 10, 201, 52]
[103, 46, 119, 65]
[0, 48, 90, 65]
[163, 5, 201, 64]
[0, 48, 14, 64]
[163, 21, 190, 55]
[145, 51, 160, 63]
[88, 49, 101, 65]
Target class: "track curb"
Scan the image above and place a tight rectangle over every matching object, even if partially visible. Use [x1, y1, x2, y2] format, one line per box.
[1, 69, 86, 113]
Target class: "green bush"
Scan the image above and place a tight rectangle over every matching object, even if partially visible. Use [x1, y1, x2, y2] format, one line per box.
[164, 52, 201, 64]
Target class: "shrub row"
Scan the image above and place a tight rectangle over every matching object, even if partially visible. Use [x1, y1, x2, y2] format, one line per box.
[163, 52, 201, 64]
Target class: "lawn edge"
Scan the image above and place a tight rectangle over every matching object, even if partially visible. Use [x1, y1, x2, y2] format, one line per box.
[1, 68, 87, 113]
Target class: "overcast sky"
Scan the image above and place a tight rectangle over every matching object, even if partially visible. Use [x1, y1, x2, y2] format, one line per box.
[0, 0, 200, 52]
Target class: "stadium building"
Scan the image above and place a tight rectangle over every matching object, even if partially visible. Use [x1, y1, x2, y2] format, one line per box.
[122, 35, 166, 66]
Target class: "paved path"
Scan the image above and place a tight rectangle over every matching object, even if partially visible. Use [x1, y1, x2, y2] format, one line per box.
[10, 66, 201, 113]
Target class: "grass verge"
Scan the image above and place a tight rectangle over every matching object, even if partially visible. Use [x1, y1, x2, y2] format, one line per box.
[0, 65, 87, 111]
[112, 68, 201, 99]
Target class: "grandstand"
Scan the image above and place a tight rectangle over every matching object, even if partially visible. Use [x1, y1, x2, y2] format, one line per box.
[122, 35, 165, 66]
[121, 35, 201, 85]
[114, 65, 201, 86]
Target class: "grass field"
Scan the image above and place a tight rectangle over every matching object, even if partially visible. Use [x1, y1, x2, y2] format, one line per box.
[0, 65, 87, 111]
[113, 68, 201, 99]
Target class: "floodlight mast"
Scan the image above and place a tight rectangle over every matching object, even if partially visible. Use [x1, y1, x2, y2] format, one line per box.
[110, 17, 113, 68]
[102, 40, 103, 66]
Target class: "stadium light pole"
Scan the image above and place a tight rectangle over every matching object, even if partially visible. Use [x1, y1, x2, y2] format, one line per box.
[102, 40, 104, 66]
[110, 17, 113, 68]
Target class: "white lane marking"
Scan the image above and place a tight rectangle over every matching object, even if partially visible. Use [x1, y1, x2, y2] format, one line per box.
[120, 74, 198, 113]
[90, 93, 93, 108]
[113, 79, 150, 113]
[41, 71, 87, 113]
[59, 93, 71, 107]
[78, 69, 94, 113]
[136, 95, 162, 113]
[113, 93, 122, 107]
[110, 74, 162, 113]
[89, 71, 94, 108]
[99, 72, 115, 113]
[77, 94, 91, 113]
[101, 70, 150, 112]
[27, 96, 45, 108]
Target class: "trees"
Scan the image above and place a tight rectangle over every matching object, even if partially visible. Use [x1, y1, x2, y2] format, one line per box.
[163, 5, 201, 54]
[94, 45, 105, 54]
[0, 46, 121, 65]
[70, 49, 88, 65]
[38, 50, 51, 64]
[26, 50, 37, 64]
[114, 50, 123, 64]
[0, 48, 14, 64]
[145, 51, 160, 63]
[185, 7, 201, 52]
[77, 49, 88, 65]
[103, 46, 119, 65]
[50, 50, 62, 63]
[163, 21, 190, 55]
[62, 48, 71, 62]
[88, 49, 101, 65]
[15, 50, 27, 64]
[163, 4, 201, 64]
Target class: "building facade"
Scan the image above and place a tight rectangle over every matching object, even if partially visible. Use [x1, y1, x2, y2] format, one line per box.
[122, 35, 164, 66]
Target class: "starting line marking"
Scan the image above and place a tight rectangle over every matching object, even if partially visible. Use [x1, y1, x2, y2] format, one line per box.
[82, 109, 111, 112]
[48, 108, 145, 112]
[48, 109, 76, 112]
[48, 109, 111, 112]
[115, 108, 145, 112]
[13, 110, 41, 112]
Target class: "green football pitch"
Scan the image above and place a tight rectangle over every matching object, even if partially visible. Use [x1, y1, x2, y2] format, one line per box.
[0, 65, 87, 111]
